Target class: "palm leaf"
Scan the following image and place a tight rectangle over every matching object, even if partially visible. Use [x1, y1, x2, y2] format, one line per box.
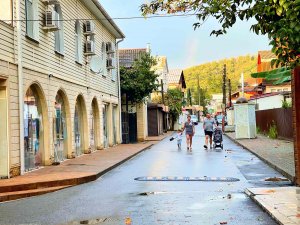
[251, 67, 291, 84]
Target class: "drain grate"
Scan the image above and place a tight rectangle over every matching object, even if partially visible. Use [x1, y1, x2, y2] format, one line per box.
[134, 176, 240, 182]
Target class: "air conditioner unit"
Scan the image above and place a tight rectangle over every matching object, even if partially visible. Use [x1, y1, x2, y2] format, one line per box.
[106, 58, 115, 69]
[84, 40, 95, 55]
[84, 21, 95, 34]
[42, 0, 60, 5]
[43, 10, 59, 31]
[106, 42, 115, 53]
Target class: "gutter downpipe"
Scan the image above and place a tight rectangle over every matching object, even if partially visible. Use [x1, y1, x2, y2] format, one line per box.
[116, 38, 124, 144]
[16, 0, 24, 175]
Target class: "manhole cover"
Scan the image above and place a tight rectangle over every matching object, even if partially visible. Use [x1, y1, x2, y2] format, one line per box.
[134, 176, 240, 182]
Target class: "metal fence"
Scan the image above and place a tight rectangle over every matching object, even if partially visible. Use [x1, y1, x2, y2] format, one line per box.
[256, 108, 293, 140]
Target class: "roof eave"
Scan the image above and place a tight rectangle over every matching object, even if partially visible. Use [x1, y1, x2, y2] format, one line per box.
[82, 0, 125, 39]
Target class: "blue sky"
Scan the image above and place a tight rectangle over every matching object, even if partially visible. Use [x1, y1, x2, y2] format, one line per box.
[100, 0, 270, 69]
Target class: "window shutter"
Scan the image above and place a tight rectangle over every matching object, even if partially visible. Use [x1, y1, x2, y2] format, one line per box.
[75, 32, 79, 62]
[25, 0, 34, 38]
[102, 42, 107, 76]
[32, 0, 39, 40]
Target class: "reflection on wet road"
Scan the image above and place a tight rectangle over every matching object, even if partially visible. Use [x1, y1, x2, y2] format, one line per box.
[0, 125, 291, 225]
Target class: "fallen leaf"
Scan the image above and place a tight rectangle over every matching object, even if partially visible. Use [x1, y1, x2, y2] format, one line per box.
[125, 217, 132, 225]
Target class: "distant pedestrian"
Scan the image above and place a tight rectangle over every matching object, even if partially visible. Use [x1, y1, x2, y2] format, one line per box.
[182, 115, 195, 151]
[203, 113, 216, 149]
[176, 129, 183, 149]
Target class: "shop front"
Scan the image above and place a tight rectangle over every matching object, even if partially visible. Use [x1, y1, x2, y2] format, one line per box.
[90, 98, 100, 151]
[0, 79, 9, 178]
[24, 85, 43, 171]
[53, 91, 68, 162]
[103, 104, 109, 148]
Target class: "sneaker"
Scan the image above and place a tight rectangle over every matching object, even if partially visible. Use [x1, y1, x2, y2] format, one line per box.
[204, 145, 208, 149]
[187, 147, 189, 151]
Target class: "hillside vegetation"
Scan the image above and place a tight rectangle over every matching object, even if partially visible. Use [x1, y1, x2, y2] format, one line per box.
[184, 55, 257, 105]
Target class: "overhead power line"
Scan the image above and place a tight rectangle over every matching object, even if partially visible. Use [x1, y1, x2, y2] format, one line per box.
[2, 13, 198, 22]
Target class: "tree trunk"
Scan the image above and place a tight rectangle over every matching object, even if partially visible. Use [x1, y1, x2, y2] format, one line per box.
[293, 66, 300, 185]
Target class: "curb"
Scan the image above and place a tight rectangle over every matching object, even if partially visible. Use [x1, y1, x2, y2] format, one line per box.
[224, 133, 295, 183]
[0, 143, 155, 202]
[245, 189, 286, 225]
[93, 143, 154, 180]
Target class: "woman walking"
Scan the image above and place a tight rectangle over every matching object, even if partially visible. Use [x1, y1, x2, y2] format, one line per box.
[182, 115, 195, 151]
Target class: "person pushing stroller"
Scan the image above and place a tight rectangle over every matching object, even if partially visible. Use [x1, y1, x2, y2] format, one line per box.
[203, 113, 217, 149]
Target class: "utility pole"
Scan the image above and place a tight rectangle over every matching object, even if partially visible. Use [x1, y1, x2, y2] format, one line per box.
[161, 79, 165, 104]
[161, 79, 166, 132]
[197, 74, 200, 106]
[228, 79, 232, 108]
[222, 64, 227, 109]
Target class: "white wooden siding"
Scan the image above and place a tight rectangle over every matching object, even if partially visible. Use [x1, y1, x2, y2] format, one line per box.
[18, 0, 119, 96]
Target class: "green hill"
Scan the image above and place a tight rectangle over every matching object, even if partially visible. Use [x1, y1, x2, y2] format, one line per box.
[184, 55, 257, 105]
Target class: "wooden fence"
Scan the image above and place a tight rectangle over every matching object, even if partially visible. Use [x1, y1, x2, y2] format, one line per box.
[256, 108, 293, 140]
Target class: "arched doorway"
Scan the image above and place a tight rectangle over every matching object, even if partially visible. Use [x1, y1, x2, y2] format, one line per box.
[53, 90, 69, 161]
[74, 95, 87, 156]
[112, 105, 118, 145]
[102, 104, 109, 148]
[90, 98, 100, 151]
[24, 84, 48, 171]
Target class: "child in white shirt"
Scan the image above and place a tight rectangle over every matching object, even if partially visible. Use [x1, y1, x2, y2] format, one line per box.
[176, 129, 183, 149]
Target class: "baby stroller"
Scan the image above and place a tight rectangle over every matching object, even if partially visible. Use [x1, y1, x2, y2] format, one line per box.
[213, 127, 223, 149]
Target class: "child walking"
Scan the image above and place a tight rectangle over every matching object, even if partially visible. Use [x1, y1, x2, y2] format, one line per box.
[176, 129, 183, 149]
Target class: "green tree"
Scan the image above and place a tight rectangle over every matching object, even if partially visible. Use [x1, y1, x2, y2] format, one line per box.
[152, 88, 184, 130]
[184, 55, 257, 99]
[120, 53, 159, 105]
[141, 0, 300, 68]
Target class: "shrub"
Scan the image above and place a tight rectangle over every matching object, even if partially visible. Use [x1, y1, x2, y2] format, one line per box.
[282, 100, 292, 109]
[268, 121, 278, 139]
[256, 126, 261, 134]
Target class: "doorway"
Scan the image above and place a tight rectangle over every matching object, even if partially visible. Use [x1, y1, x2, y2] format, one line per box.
[0, 85, 9, 178]
[53, 92, 67, 162]
[103, 104, 108, 148]
[24, 86, 43, 171]
[90, 99, 100, 151]
[74, 96, 86, 156]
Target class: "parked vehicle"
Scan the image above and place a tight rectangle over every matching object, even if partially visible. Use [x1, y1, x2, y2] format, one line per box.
[191, 115, 198, 125]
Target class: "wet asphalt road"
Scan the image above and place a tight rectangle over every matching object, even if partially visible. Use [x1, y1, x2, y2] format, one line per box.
[0, 125, 292, 225]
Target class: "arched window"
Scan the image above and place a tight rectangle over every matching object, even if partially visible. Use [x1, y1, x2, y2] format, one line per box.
[25, 0, 39, 40]
[75, 20, 83, 64]
[54, 5, 64, 55]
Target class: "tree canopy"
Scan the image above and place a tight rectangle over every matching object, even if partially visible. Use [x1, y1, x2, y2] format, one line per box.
[152, 88, 184, 130]
[120, 53, 159, 103]
[141, 0, 300, 68]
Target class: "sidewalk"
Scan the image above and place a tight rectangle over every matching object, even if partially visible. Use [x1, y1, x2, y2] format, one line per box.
[225, 132, 298, 225]
[0, 141, 160, 202]
[246, 187, 300, 225]
[225, 132, 295, 181]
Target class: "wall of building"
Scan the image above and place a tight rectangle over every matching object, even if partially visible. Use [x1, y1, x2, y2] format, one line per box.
[249, 95, 284, 111]
[265, 85, 291, 93]
[0, 0, 121, 177]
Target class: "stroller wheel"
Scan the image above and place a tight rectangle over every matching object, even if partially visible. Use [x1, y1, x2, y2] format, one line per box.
[221, 144, 223, 150]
